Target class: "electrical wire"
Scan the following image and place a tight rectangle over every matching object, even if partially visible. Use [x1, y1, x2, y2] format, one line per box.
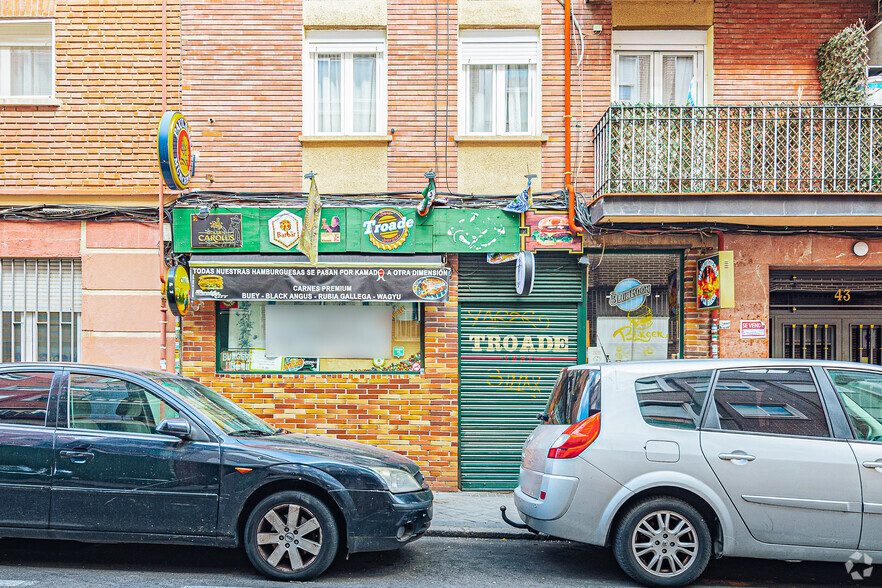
[0, 205, 157, 223]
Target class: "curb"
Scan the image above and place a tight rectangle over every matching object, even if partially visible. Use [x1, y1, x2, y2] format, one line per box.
[425, 527, 560, 541]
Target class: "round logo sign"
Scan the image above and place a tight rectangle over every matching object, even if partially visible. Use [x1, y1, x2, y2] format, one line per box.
[363, 208, 414, 251]
[165, 264, 191, 317]
[515, 251, 535, 295]
[157, 111, 193, 191]
[609, 278, 651, 312]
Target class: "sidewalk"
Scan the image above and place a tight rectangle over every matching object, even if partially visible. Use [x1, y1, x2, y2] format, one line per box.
[427, 491, 538, 539]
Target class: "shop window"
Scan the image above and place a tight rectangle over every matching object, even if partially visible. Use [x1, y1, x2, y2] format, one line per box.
[217, 301, 423, 373]
[303, 30, 386, 135]
[0, 20, 53, 98]
[587, 252, 682, 362]
[459, 30, 540, 135]
[0, 258, 81, 362]
[612, 30, 705, 106]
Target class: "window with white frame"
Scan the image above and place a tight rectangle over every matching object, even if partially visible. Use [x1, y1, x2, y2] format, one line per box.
[0, 259, 82, 362]
[0, 20, 54, 98]
[304, 31, 386, 135]
[459, 30, 540, 135]
[612, 30, 706, 106]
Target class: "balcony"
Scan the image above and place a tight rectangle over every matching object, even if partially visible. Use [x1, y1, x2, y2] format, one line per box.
[586, 105, 882, 227]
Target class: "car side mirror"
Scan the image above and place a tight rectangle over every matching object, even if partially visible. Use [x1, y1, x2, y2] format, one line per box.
[156, 418, 191, 439]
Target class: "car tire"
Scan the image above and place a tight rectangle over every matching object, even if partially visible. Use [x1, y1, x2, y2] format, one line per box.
[612, 496, 712, 588]
[244, 490, 340, 581]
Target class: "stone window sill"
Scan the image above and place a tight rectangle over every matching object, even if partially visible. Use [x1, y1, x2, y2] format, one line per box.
[455, 134, 548, 144]
[299, 135, 393, 145]
[0, 96, 62, 107]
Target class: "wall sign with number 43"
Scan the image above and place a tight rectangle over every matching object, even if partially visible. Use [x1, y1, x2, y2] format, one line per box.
[835, 289, 852, 302]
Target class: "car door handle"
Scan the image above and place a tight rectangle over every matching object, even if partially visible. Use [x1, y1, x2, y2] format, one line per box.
[60, 450, 94, 464]
[862, 461, 882, 470]
[718, 452, 756, 462]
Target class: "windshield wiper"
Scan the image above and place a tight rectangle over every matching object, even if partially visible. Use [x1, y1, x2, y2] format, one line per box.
[228, 428, 276, 437]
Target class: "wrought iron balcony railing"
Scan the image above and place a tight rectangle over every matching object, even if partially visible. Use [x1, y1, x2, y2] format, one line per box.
[592, 105, 882, 197]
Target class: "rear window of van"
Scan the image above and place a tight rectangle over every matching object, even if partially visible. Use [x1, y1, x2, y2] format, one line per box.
[546, 368, 601, 425]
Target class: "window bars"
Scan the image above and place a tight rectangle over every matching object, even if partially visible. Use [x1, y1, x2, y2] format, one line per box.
[592, 105, 882, 197]
[0, 258, 82, 363]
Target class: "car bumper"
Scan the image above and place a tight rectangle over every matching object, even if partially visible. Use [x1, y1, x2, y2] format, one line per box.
[513, 468, 579, 521]
[335, 488, 433, 554]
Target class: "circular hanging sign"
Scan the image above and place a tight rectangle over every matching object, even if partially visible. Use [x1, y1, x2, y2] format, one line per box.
[363, 208, 414, 251]
[157, 111, 193, 190]
[515, 251, 535, 295]
[166, 264, 191, 317]
[609, 278, 651, 312]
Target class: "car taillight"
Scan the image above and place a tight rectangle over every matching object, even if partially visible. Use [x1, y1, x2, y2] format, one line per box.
[547, 413, 601, 459]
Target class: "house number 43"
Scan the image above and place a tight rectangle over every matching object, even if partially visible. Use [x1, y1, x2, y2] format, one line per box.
[835, 289, 851, 302]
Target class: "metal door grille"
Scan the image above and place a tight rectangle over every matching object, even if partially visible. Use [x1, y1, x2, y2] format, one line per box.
[0, 258, 82, 362]
[852, 325, 882, 365]
[782, 323, 836, 360]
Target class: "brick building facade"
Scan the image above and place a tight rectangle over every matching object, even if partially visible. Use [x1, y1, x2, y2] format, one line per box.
[0, 0, 179, 368]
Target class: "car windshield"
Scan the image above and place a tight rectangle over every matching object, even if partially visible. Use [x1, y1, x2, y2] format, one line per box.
[153, 376, 278, 436]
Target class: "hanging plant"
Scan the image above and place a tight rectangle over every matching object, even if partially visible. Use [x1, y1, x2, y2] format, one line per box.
[818, 21, 869, 104]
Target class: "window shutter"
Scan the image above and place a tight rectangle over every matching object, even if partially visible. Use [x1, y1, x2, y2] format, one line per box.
[460, 31, 539, 65]
[1, 259, 82, 313]
[0, 21, 52, 47]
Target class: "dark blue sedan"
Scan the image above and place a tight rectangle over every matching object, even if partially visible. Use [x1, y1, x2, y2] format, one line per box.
[0, 363, 433, 581]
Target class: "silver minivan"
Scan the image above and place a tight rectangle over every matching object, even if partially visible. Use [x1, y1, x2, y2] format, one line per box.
[513, 359, 882, 587]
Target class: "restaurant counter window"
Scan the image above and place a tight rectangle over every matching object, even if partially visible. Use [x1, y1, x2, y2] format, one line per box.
[216, 301, 423, 374]
[587, 252, 683, 362]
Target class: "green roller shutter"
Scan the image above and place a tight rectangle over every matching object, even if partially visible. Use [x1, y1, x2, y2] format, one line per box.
[458, 253, 585, 490]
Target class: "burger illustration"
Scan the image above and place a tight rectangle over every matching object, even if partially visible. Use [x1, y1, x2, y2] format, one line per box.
[532, 216, 573, 246]
[197, 274, 224, 291]
[412, 276, 448, 300]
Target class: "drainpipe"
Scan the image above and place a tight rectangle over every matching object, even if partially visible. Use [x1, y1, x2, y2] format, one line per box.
[710, 230, 724, 359]
[158, 0, 169, 371]
[564, 0, 583, 235]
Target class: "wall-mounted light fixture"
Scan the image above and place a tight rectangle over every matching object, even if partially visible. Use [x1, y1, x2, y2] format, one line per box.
[854, 241, 870, 257]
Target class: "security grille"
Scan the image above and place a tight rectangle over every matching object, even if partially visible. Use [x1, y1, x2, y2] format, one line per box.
[0, 259, 82, 362]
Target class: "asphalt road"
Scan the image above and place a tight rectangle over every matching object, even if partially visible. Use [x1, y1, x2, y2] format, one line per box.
[0, 536, 871, 587]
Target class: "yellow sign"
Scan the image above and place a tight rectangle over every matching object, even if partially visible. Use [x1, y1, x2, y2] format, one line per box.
[165, 265, 191, 317]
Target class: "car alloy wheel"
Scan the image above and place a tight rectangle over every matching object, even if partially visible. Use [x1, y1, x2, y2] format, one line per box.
[631, 510, 698, 577]
[244, 490, 339, 581]
[613, 496, 711, 588]
[256, 503, 323, 571]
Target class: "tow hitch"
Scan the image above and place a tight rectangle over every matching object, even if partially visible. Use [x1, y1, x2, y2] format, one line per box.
[500, 505, 532, 531]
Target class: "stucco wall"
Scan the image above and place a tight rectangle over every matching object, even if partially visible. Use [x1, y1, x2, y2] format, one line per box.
[303, 0, 386, 28]
[458, 0, 541, 28]
[720, 234, 882, 358]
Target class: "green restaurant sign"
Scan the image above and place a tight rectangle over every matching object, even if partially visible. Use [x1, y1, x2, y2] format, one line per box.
[171, 207, 521, 255]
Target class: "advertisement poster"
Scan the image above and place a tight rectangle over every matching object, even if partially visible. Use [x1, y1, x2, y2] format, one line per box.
[696, 254, 721, 310]
[740, 320, 767, 339]
[190, 213, 243, 248]
[520, 210, 582, 253]
[192, 265, 451, 303]
[596, 316, 670, 362]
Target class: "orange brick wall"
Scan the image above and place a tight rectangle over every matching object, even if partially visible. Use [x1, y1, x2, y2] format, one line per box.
[387, 0, 458, 193]
[180, 0, 593, 197]
[713, 0, 876, 104]
[0, 0, 181, 199]
[180, 255, 461, 489]
[181, 0, 301, 192]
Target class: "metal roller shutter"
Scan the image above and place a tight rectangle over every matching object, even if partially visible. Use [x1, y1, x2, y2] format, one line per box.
[458, 253, 584, 490]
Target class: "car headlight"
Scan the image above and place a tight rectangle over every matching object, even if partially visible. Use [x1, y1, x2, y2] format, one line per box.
[368, 466, 423, 493]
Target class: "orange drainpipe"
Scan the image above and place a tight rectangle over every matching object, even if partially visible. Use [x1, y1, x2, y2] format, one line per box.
[158, 0, 169, 370]
[565, 0, 583, 235]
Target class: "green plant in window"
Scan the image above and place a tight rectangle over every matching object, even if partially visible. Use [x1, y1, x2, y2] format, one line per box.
[236, 302, 256, 348]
